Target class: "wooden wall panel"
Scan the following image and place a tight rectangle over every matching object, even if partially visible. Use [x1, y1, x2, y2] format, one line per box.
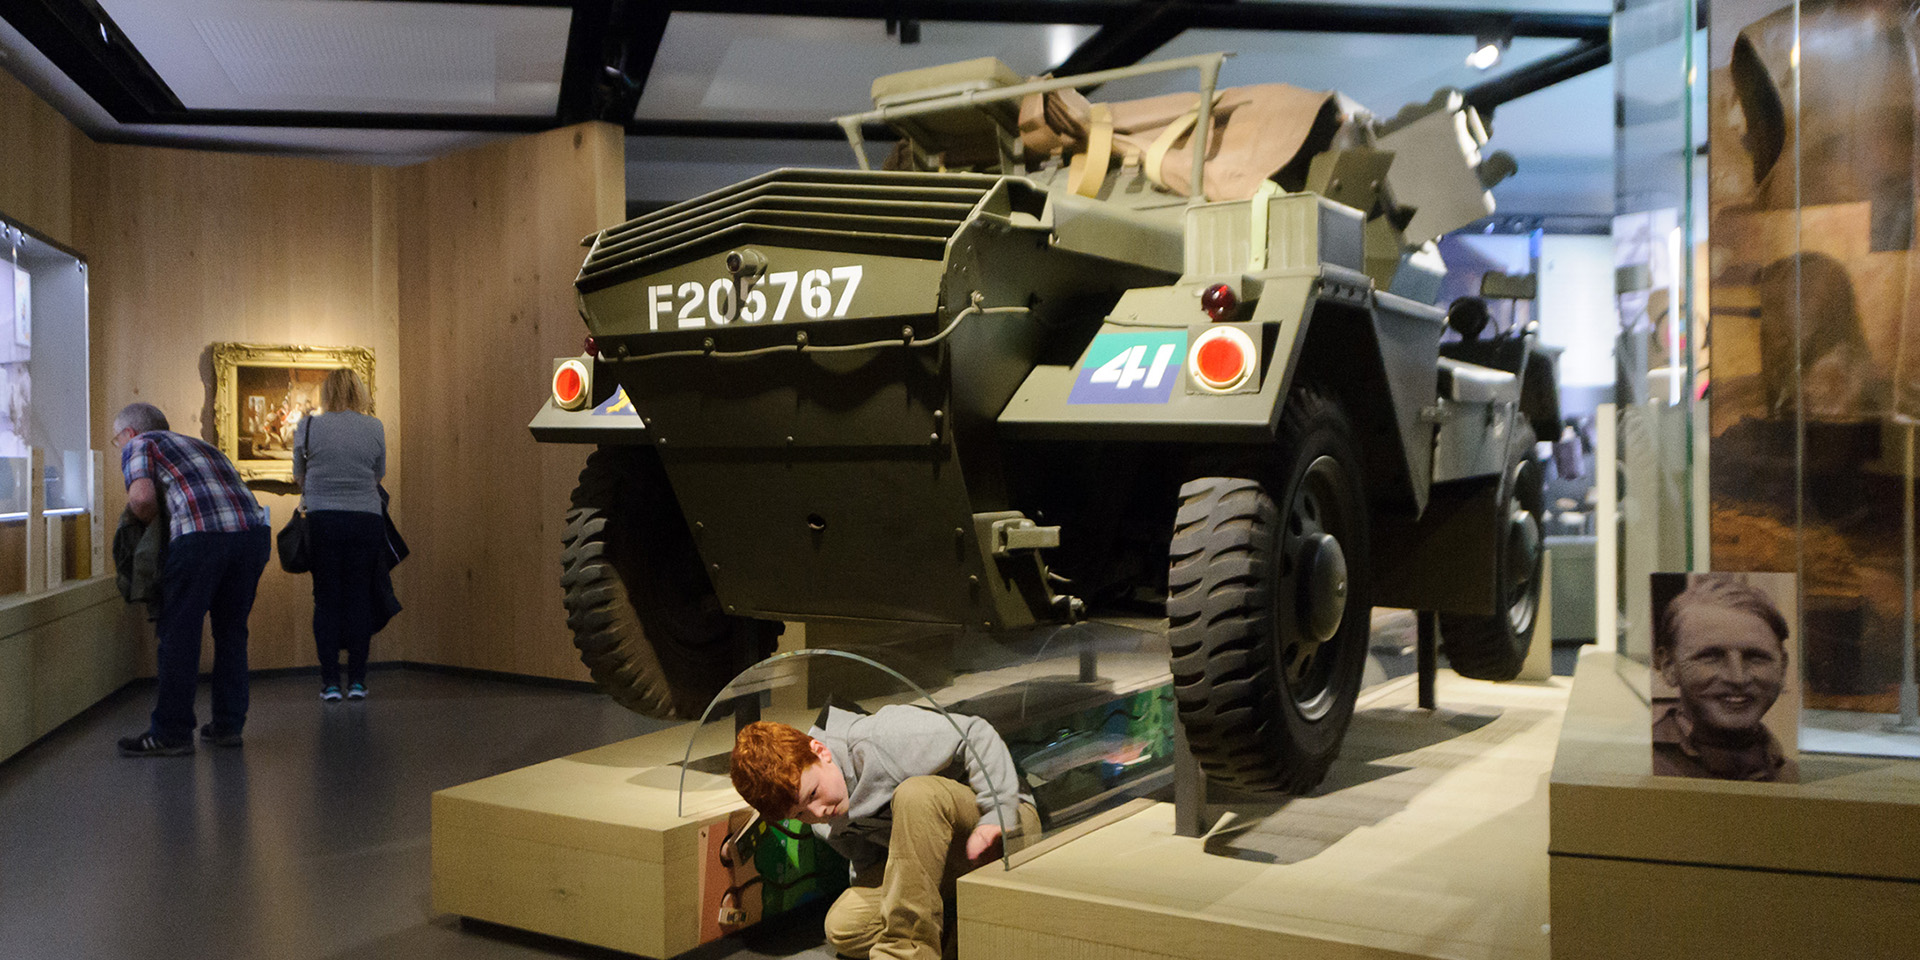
[73, 143, 400, 674]
[394, 122, 622, 679]
[0, 68, 75, 244]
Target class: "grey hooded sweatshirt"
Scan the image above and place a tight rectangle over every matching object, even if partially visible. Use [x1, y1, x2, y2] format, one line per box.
[808, 704, 1027, 873]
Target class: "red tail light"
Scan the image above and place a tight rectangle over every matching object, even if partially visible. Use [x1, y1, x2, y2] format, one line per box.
[1189, 326, 1255, 392]
[1201, 283, 1239, 321]
[553, 359, 590, 410]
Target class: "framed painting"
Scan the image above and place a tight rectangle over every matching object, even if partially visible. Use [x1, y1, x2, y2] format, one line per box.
[212, 342, 375, 488]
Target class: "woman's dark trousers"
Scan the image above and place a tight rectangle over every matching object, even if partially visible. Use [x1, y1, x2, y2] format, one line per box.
[308, 510, 385, 688]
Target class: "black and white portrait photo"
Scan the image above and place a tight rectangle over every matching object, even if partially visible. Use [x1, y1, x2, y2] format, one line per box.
[1650, 572, 1800, 783]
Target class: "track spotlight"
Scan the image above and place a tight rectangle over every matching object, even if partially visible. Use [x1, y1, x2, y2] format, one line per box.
[1467, 34, 1510, 70]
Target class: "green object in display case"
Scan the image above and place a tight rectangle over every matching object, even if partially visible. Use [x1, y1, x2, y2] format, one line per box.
[752, 818, 849, 917]
[1006, 686, 1176, 821]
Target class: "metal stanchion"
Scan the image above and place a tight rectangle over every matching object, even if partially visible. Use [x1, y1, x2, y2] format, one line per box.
[1891, 420, 1920, 734]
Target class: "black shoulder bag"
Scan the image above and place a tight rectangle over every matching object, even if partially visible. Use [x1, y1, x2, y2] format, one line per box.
[277, 419, 313, 574]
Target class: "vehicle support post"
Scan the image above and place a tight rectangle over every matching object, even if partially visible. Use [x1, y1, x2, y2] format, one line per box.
[1417, 611, 1439, 710]
[1173, 719, 1210, 838]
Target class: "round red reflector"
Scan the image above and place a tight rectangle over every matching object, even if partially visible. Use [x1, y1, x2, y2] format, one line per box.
[1201, 283, 1239, 321]
[1188, 326, 1256, 392]
[1195, 337, 1244, 385]
[553, 358, 591, 409]
[555, 366, 582, 402]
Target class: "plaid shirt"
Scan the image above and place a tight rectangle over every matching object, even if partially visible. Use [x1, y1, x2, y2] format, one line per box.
[121, 431, 267, 538]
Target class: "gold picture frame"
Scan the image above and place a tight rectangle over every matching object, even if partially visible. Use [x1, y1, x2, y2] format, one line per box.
[212, 342, 374, 488]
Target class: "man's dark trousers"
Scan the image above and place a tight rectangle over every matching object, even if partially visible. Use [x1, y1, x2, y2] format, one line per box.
[150, 526, 270, 742]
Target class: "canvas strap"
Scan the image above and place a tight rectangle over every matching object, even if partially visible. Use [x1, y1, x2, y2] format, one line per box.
[1066, 103, 1114, 198]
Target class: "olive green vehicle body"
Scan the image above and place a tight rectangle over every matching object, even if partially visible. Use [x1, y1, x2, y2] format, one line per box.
[529, 55, 1559, 643]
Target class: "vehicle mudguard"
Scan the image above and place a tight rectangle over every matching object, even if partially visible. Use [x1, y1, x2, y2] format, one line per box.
[996, 266, 1442, 515]
[527, 384, 650, 445]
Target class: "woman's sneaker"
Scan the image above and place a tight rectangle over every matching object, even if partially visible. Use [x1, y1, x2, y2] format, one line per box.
[346, 683, 368, 700]
[320, 685, 344, 702]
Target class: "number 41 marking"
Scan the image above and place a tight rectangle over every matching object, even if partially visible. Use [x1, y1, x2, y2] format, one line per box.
[1090, 344, 1176, 389]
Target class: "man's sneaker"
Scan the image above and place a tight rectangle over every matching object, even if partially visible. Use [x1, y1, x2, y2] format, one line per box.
[346, 683, 368, 701]
[117, 732, 193, 757]
[320, 685, 344, 702]
[198, 723, 243, 748]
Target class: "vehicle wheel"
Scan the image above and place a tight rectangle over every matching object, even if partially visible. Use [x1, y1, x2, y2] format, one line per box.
[1167, 388, 1372, 793]
[1438, 425, 1543, 681]
[561, 446, 779, 719]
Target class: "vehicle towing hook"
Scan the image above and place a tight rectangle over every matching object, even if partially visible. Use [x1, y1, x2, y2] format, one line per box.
[990, 517, 1061, 557]
[1052, 594, 1089, 623]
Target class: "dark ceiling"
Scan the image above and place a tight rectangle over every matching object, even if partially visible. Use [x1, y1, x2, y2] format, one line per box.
[4, 0, 1608, 142]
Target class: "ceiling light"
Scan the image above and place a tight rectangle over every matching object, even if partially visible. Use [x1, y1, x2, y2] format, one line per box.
[1467, 35, 1510, 70]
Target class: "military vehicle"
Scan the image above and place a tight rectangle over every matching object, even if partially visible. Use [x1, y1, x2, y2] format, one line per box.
[530, 53, 1558, 793]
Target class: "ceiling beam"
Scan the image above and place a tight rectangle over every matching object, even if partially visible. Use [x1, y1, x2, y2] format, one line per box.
[319, 0, 577, 6]
[626, 119, 894, 140]
[1050, 0, 1216, 77]
[119, 110, 559, 133]
[669, 1, 1607, 41]
[0, 0, 181, 121]
[557, 0, 615, 124]
[601, 2, 671, 124]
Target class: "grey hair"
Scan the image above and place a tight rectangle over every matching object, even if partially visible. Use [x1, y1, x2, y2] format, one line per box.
[113, 402, 169, 436]
[1656, 574, 1790, 660]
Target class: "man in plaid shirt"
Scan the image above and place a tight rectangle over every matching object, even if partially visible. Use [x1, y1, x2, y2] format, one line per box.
[112, 402, 271, 757]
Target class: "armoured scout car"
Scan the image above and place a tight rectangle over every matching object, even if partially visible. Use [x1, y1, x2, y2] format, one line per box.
[530, 54, 1558, 792]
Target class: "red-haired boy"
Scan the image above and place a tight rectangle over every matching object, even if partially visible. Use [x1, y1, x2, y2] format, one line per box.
[731, 704, 1036, 960]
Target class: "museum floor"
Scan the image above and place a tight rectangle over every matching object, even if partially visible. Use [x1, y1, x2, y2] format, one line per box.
[0, 640, 1591, 960]
[0, 669, 845, 960]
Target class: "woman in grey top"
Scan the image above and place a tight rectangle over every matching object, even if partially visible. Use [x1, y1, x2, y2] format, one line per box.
[293, 368, 386, 702]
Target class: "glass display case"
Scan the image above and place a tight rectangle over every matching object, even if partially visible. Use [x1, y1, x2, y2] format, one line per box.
[1696, 0, 1920, 753]
[675, 624, 1180, 869]
[0, 215, 97, 599]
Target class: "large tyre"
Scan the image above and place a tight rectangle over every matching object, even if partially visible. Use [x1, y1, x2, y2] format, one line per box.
[1167, 389, 1373, 793]
[1438, 425, 1543, 681]
[561, 446, 778, 719]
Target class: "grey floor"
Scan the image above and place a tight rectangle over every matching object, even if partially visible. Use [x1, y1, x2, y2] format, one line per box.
[0, 669, 841, 960]
[0, 640, 1589, 960]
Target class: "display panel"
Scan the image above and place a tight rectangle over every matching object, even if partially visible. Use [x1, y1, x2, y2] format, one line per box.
[1707, 0, 1920, 753]
[0, 263, 30, 459]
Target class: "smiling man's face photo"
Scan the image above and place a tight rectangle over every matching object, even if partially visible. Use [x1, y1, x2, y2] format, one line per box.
[1650, 573, 1799, 783]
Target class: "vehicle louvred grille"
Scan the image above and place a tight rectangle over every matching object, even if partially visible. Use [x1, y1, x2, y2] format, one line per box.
[576, 169, 999, 293]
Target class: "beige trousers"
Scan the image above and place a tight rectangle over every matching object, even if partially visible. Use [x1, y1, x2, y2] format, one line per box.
[822, 775, 1039, 960]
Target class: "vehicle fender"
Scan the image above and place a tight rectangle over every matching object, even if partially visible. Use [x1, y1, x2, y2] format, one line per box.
[996, 268, 1439, 515]
[527, 391, 651, 445]
[1267, 278, 1442, 516]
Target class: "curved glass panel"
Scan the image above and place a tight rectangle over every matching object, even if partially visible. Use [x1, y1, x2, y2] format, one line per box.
[676, 648, 1015, 871]
[674, 619, 1179, 874]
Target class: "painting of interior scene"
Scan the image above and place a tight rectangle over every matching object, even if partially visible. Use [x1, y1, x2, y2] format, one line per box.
[1708, 0, 1920, 712]
[236, 366, 327, 462]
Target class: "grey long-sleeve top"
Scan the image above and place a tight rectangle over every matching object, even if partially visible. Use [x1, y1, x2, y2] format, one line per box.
[292, 411, 385, 514]
[807, 704, 1027, 872]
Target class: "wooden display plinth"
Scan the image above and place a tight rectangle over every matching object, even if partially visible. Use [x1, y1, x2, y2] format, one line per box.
[958, 670, 1573, 960]
[1549, 649, 1920, 960]
[430, 708, 808, 958]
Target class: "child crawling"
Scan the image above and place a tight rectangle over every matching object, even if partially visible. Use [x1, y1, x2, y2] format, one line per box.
[731, 703, 1038, 960]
